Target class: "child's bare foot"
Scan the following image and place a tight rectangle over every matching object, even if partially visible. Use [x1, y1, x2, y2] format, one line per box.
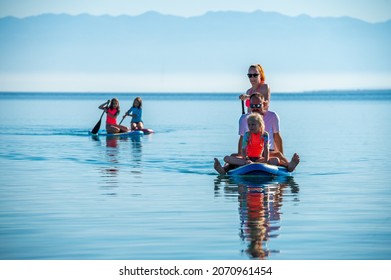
[214, 158, 226, 175]
[287, 153, 300, 172]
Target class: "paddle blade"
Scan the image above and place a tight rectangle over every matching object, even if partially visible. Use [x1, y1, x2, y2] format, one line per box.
[91, 119, 102, 134]
[91, 100, 109, 134]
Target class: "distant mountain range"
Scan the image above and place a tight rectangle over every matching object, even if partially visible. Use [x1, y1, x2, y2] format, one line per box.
[0, 10, 390, 83]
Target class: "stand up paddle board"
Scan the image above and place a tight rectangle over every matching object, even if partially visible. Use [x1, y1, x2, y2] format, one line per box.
[89, 130, 143, 137]
[227, 163, 291, 177]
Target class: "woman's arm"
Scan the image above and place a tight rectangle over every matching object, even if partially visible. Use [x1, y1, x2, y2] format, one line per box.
[241, 133, 248, 159]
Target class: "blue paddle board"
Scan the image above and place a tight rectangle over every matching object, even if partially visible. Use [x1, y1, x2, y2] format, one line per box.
[89, 130, 143, 137]
[227, 163, 291, 177]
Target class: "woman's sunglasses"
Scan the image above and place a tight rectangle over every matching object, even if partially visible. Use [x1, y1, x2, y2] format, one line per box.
[247, 73, 259, 78]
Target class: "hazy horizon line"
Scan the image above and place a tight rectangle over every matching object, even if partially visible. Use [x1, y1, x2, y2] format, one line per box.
[1, 10, 390, 24]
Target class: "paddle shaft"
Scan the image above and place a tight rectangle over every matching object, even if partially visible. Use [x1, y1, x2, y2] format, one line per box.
[119, 115, 126, 125]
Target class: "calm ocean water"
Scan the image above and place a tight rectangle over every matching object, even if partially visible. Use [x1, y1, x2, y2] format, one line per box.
[0, 91, 390, 260]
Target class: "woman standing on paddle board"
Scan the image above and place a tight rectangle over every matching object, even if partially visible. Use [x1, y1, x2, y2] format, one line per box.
[98, 98, 129, 134]
[235, 64, 270, 154]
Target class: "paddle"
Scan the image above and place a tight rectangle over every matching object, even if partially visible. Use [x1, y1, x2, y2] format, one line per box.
[119, 115, 126, 125]
[91, 100, 110, 134]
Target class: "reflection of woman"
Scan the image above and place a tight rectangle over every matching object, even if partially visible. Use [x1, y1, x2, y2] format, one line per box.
[238, 185, 269, 259]
[238, 182, 286, 259]
[214, 176, 300, 259]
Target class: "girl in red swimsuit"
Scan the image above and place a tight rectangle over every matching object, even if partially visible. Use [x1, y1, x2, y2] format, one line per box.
[98, 98, 129, 134]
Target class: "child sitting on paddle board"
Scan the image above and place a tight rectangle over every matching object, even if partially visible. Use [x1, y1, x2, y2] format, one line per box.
[214, 113, 279, 175]
[99, 98, 129, 134]
[124, 97, 144, 130]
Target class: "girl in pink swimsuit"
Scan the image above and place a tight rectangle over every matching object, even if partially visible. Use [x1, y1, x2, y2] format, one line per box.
[98, 98, 129, 134]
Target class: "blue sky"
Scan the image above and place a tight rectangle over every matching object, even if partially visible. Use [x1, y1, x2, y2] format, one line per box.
[1, 0, 391, 23]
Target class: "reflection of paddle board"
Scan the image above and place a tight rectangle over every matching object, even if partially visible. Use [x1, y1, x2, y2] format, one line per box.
[227, 163, 291, 177]
[133, 128, 154, 135]
[89, 130, 143, 137]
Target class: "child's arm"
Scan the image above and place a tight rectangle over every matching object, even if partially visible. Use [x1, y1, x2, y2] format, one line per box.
[241, 132, 248, 158]
[241, 147, 247, 159]
[124, 108, 131, 117]
[263, 132, 270, 163]
[98, 100, 110, 109]
[241, 132, 251, 163]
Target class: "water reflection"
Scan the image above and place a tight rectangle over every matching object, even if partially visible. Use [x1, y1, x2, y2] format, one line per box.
[104, 137, 120, 192]
[90, 135, 143, 195]
[215, 175, 299, 259]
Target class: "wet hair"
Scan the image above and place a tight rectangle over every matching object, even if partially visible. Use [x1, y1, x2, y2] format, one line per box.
[249, 64, 266, 84]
